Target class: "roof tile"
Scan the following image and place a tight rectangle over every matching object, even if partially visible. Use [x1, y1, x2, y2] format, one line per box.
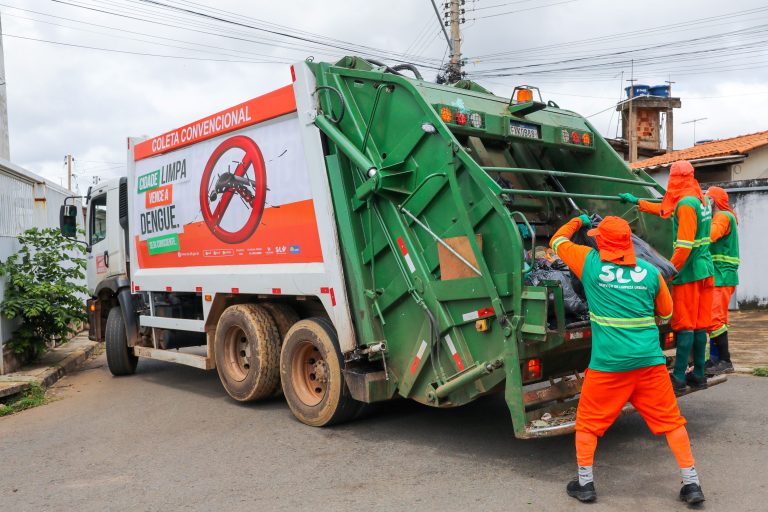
[630, 129, 768, 169]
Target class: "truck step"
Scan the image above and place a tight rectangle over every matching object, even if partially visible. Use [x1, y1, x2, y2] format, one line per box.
[519, 374, 728, 439]
[133, 346, 214, 370]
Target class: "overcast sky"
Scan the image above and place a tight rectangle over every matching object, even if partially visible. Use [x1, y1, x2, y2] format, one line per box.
[3, 0, 767, 192]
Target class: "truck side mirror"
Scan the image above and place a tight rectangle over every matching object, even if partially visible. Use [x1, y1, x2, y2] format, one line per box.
[59, 204, 78, 238]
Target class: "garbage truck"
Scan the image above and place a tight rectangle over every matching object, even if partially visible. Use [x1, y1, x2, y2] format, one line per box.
[61, 56, 725, 438]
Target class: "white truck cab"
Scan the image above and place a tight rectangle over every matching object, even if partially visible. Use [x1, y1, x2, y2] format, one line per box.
[85, 178, 128, 294]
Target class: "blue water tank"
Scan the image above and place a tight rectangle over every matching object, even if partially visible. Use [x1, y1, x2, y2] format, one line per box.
[649, 85, 670, 97]
[625, 84, 650, 98]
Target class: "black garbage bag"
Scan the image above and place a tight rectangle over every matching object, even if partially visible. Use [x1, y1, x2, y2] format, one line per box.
[526, 260, 589, 320]
[573, 214, 676, 281]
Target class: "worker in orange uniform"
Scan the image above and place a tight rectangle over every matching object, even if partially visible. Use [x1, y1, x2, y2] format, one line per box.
[704, 186, 739, 375]
[551, 214, 705, 505]
[619, 160, 714, 394]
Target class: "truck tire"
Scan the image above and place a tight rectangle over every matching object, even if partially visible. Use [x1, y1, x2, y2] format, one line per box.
[105, 306, 138, 376]
[215, 304, 281, 401]
[260, 303, 299, 342]
[280, 317, 361, 426]
[261, 303, 300, 397]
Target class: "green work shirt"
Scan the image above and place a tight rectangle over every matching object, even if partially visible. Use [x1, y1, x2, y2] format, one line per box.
[711, 211, 740, 287]
[582, 251, 666, 372]
[672, 196, 714, 285]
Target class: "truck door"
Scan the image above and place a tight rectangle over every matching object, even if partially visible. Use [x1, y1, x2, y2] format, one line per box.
[87, 191, 109, 293]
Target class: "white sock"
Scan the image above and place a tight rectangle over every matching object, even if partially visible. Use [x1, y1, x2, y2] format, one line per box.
[578, 465, 593, 486]
[681, 466, 700, 485]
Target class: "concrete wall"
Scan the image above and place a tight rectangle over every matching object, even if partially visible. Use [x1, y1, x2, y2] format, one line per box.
[0, 160, 82, 373]
[710, 178, 768, 309]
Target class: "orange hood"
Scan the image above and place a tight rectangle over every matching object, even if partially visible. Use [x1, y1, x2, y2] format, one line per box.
[660, 160, 705, 218]
[706, 186, 738, 224]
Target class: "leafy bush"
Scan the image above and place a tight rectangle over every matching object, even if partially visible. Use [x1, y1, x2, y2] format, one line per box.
[753, 367, 768, 377]
[0, 227, 88, 355]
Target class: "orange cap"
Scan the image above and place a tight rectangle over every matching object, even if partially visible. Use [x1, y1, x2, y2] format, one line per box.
[587, 216, 637, 266]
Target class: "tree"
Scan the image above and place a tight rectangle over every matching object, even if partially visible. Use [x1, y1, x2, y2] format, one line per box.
[0, 227, 88, 355]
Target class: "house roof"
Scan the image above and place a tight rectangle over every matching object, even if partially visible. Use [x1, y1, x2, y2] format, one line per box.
[630, 129, 768, 170]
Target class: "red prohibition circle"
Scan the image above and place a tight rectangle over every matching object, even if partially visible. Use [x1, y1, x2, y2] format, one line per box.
[199, 135, 267, 244]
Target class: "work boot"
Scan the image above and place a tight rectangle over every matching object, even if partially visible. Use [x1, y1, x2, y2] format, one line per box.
[686, 372, 708, 390]
[712, 360, 734, 375]
[704, 359, 717, 377]
[679, 483, 706, 504]
[670, 375, 687, 396]
[567, 479, 597, 502]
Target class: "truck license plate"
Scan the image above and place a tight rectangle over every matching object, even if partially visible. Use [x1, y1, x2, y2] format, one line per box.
[509, 121, 540, 139]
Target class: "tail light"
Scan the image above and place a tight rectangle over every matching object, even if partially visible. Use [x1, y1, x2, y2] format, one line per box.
[440, 107, 453, 123]
[435, 105, 484, 130]
[522, 358, 542, 382]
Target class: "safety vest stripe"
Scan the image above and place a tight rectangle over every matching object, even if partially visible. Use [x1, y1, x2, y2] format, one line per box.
[693, 237, 711, 247]
[658, 313, 672, 321]
[674, 239, 694, 249]
[589, 313, 656, 328]
[711, 254, 740, 264]
[552, 236, 569, 253]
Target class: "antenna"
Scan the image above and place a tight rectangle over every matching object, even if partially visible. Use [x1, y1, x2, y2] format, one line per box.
[682, 117, 708, 146]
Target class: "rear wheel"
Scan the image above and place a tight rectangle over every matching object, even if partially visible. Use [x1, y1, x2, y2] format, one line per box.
[260, 303, 299, 397]
[280, 317, 360, 426]
[105, 306, 138, 376]
[260, 303, 299, 342]
[215, 304, 281, 401]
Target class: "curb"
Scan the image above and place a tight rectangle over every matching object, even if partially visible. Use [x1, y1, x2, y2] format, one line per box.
[0, 340, 100, 399]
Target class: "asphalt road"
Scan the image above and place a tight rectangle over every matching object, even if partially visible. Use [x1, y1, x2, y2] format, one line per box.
[1, 353, 766, 512]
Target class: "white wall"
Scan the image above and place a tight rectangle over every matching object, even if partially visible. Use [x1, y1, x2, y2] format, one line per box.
[0, 160, 82, 373]
[733, 146, 768, 181]
[729, 185, 768, 309]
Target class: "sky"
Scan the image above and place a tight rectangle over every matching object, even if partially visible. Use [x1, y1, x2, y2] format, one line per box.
[2, 0, 768, 193]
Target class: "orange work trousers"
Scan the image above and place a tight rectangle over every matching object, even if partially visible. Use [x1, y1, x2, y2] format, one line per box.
[575, 365, 687, 437]
[671, 277, 714, 331]
[710, 285, 736, 336]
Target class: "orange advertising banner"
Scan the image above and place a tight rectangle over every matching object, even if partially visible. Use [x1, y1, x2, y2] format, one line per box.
[133, 85, 296, 161]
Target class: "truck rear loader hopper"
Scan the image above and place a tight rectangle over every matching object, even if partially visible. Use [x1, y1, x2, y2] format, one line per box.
[72, 57, 725, 440]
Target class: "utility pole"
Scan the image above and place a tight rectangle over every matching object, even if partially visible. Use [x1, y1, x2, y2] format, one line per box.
[682, 118, 707, 146]
[65, 154, 73, 191]
[0, 13, 11, 161]
[448, 0, 462, 81]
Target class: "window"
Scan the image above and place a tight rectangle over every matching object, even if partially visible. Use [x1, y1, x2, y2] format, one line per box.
[90, 194, 108, 245]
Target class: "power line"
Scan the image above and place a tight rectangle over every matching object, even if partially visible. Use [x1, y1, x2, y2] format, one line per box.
[470, 0, 578, 20]
[2, 33, 283, 63]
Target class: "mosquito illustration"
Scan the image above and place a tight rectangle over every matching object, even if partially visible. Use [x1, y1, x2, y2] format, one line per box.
[208, 160, 260, 208]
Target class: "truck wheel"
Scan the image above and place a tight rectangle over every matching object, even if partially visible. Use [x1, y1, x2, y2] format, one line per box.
[260, 303, 299, 342]
[105, 306, 138, 376]
[280, 317, 361, 426]
[215, 304, 281, 401]
[261, 303, 300, 397]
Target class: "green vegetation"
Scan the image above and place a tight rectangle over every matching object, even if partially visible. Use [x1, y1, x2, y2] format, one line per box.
[752, 367, 768, 377]
[0, 227, 88, 355]
[0, 383, 46, 416]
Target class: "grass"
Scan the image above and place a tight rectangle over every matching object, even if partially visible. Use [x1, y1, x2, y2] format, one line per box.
[0, 383, 46, 416]
[753, 367, 768, 377]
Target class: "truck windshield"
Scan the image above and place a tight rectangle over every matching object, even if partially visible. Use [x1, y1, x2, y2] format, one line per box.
[90, 194, 107, 245]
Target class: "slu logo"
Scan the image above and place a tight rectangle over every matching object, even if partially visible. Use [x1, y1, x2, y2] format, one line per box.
[599, 264, 647, 284]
